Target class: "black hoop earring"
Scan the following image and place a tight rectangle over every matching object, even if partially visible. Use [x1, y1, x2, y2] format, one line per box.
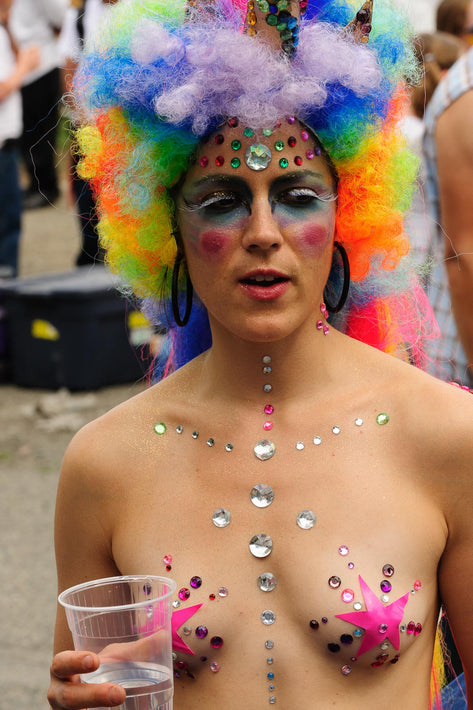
[171, 252, 193, 327]
[324, 241, 350, 314]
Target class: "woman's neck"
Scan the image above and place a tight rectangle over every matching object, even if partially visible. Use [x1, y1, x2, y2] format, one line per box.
[196, 317, 344, 408]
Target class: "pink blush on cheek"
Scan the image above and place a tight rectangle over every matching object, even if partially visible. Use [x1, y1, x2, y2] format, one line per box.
[200, 230, 231, 257]
[297, 225, 332, 254]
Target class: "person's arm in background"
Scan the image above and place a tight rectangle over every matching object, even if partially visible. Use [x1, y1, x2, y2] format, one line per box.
[436, 88, 473, 370]
[0, 4, 40, 102]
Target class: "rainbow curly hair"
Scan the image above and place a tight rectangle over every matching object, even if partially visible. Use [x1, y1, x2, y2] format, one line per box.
[74, 0, 437, 371]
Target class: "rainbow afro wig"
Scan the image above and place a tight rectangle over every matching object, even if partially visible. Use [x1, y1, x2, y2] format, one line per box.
[74, 0, 437, 371]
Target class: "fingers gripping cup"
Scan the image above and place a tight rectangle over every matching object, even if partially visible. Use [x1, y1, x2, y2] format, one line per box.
[59, 575, 176, 710]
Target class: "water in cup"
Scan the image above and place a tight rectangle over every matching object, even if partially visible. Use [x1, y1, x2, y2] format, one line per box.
[85, 661, 172, 710]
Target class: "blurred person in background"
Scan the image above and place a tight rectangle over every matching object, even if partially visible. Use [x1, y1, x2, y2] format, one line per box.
[436, 0, 473, 47]
[423, 44, 473, 387]
[9, 0, 68, 210]
[0, 0, 39, 276]
[402, 31, 464, 275]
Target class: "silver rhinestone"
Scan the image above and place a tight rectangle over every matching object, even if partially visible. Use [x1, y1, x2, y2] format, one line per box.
[257, 572, 277, 592]
[261, 609, 276, 625]
[218, 587, 229, 597]
[192, 430, 199, 439]
[172, 600, 181, 608]
[250, 483, 274, 507]
[176, 425, 183, 434]
[172, 652, 177, 661]
[262, 356, 272, 364]
[355, 418, 363, 427]
[341, 665, 352, 676]
[269, 697, 276, 703]
[207, 438, 215, 447]
[313, 436, 322, 446]
[249, 533, 273, 558]
[353, 602, 363, 611]
[297, 510, 316, 530]
[332, 426, 341, 435]
[212, 508, 231, 528]
[254, 440, 276, 461]
[267, 657, 274, 664]
[182, 626, 192, 635]
[380, 642, 390, 651]
[263, 384, 272, 393]
[263, 366, 272, 375]
[400, 624, 407, 633]
[265, 640, 274, 649]
[296, 441, 305, 450]
[225, 443, 233, 452]
[381, 595, 390, 603]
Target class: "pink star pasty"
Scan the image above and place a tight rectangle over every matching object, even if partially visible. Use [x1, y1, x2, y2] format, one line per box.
[172, 603, 202, 655]
[335, 575, 409, 657]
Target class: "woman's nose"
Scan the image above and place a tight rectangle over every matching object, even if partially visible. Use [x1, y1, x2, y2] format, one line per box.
[241, 198, 283, 251]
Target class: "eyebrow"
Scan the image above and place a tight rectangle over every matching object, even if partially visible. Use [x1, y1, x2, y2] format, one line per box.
[184, 169, 331, 195]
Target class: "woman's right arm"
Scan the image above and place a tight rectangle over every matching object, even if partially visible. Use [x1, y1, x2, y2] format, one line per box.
[47, 425, 127, 710]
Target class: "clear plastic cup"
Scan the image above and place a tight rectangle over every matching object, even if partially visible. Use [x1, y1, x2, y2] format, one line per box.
[59, 575, 176, 710]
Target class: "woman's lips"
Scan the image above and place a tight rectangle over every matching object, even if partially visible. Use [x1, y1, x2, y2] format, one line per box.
[239, 271, 291, 300]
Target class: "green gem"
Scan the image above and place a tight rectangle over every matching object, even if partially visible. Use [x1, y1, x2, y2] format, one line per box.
[376, 413, 390, 426]
[231, 157, 241, 168]
[274, 140, 284, 151]
[263, 128, 273, 137]
[258, 0, 269, 10]
[277, 0, 289, 7]
[231, 139, 241, 150]
[280, 28, 293, 40]
[244, 127, 254, 138]
[154, 422, 167, 435]
[276, 21, 287, 30]
[279, 158, 289, 169]
[266, 13, 278, 25]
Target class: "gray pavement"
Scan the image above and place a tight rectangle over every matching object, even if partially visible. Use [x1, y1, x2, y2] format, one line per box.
[0, 190, 145, 710]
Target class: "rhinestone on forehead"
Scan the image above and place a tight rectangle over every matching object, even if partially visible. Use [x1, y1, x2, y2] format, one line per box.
[245, 143, 272, 170]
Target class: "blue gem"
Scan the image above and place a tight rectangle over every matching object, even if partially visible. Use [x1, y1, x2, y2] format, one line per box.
[268, 672, 275, 679]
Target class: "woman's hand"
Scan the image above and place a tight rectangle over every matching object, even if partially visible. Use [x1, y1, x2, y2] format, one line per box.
[48, 651, 126, 709]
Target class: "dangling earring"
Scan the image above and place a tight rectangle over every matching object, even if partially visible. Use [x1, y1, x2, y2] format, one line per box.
[171, 251, 193, 327]
[323, 241, 350, 314]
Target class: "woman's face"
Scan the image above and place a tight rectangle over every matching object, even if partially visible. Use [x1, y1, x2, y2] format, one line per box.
[176, 118, 338, 343]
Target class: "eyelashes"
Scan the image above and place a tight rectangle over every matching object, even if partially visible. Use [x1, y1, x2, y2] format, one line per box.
[180, 187, 337, 218]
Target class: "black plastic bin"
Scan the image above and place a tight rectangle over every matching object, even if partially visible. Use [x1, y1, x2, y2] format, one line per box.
[1, 267, 153, 390]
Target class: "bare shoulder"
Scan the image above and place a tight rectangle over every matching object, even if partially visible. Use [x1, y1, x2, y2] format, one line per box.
[60, 356, 204, 486]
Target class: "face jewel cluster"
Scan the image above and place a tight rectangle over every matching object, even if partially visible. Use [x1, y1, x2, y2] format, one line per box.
[198, 118, 322, 172]
[245, 0, 303, 56]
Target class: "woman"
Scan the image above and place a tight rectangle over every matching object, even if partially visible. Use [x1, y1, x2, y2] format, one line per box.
[48, 1, 473, 708]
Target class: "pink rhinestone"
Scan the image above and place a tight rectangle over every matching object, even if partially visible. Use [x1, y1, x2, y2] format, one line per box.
[415, 623, 422, 636]
[407, 621, 416, 635]
[200, 156, 209, 168]
[264, 405, 274, 415]
[286, 116, 295, 124]
[323, 326, 330, 336]
[264, 421, 273, 431]
[210, 662, 220, 673]
[316, 320, 323, 330]
[339, 545, 349, 556]
[301, 130, 309, 141]
[341, 589, 355, 603]
[163, 554, 173, 565]
[178, 588, 190, 600]
[413, 580, 422, 591]
[306, 149, 314, 160]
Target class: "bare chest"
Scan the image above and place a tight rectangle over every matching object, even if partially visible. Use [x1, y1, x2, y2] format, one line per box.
[108, 415, 445, 707]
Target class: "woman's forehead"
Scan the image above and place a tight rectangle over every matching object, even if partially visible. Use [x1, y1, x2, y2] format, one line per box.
[185, 117, 335, 185]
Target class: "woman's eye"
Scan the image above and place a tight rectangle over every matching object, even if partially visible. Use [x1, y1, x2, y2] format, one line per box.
[277, 187, 336, 206]
[199, 192, 247, 213]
